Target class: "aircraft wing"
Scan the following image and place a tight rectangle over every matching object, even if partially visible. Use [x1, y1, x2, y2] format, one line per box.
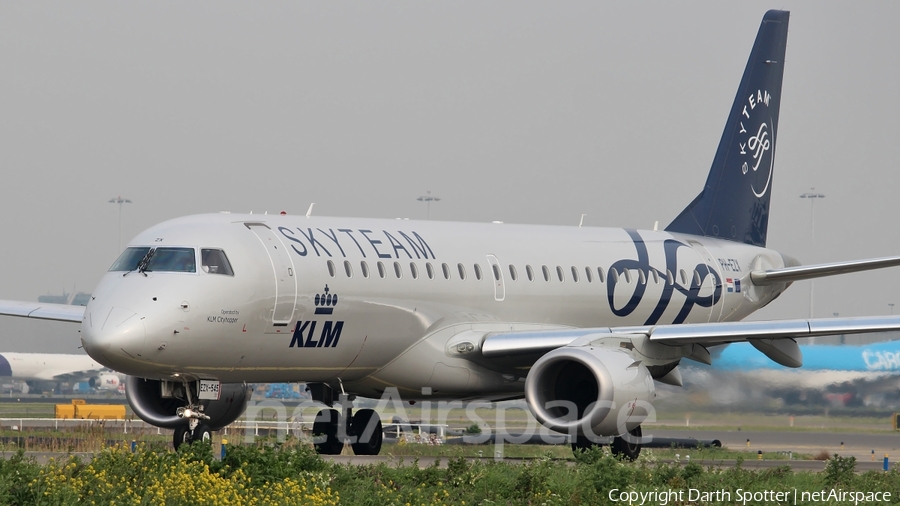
[751, 255, 900, 285]
[479, 315, 900, 369]
[0, 300, 86, 323]
[45, 368, 105, 383]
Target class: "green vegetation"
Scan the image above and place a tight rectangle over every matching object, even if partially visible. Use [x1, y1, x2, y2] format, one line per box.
[0, 440, 897, 505]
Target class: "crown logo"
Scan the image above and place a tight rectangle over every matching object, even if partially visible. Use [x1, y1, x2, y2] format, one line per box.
[314, 285, 338, 315]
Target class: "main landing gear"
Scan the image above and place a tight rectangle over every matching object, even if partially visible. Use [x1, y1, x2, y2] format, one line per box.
[571, 425, 642, 461]
[312, 407, 383, 456]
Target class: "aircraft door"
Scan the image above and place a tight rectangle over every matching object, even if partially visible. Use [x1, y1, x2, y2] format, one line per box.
[486, 254, 505, 301]
[245, 223, 297, 332]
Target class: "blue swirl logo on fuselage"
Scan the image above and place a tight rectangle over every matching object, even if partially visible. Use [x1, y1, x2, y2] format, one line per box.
[608, 230, 721, 325]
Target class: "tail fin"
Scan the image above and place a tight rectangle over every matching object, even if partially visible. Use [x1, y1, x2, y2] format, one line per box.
[666, 10, 789, 247]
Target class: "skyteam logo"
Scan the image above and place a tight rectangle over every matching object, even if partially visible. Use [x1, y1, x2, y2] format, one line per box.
[738, 89, 775, 198]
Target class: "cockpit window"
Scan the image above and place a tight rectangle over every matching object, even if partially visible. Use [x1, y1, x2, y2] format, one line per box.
[144, 248, 196, 273]
[109, 247, 151, 272]
[201, 249, 234, 276]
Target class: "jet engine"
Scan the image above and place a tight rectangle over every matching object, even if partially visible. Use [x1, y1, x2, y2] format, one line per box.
[524, 346, 655, 438]
[125, 376, 251, 430]
[89, 373, 121, 390]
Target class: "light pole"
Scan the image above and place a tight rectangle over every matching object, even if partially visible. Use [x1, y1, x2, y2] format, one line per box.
[799, 189, 825, 318]
[417, 191, 440, 220]
[109, 196, 133, 251]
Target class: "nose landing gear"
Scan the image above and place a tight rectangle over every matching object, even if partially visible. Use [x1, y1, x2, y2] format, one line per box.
[172, 389, 212, 450]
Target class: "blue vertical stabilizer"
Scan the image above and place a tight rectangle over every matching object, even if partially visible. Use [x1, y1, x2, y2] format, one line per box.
[666, 10, 789, 247]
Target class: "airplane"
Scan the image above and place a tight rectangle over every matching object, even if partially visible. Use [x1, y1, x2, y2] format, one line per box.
[0, 352, 123, 394]
[3, 9, 900, 458]
[680, 336, 900, 405]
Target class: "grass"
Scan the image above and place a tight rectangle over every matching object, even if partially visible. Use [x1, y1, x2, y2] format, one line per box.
[1, 439, 896, 505]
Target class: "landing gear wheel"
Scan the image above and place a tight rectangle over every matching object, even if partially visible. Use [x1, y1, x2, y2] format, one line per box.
[611, 425, 642, 461]
[570, 435, 601, 454]
[350, 409, 383, 456]
[192, 424, 212, 444]
[313, 408, 344, 455]
[173, 425, 192, 450]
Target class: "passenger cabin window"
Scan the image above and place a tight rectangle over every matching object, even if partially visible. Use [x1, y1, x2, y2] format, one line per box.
[377, 261, 386, 279]
[556, 266, 564, 282]
[327, 260, 336, 277]
[426, 262, 435, 279]
[393, 261, 402, 279]
[623, 269, 632, 283]
[458, 263, 466, 280]
[693, 270, 701, 286]
[509, 265, 518, 281]
[145, 248, 196, 273]
[201, 249, 234, 275]
[492, 264, 501, 281]
[597, 267, 606, 283]
[651, 270, 660, 284]
[474, 264, 483, 280]
[526, 265, 534, 281]
[109, 247, 151, 272]
[610, 268, 619, 283]
[666, 269, 674, 285]
[542, 265, 550, 282]
[344, 260, 353, 278]
[410, 262, 419, 279]
[570, 266, 579, 282]
[584, 267, 593, 283]
[360, 261, 370, 278]
[638, 270, 647, 285]
[679, 269, 687, 285]
[442, 263, 451, 280]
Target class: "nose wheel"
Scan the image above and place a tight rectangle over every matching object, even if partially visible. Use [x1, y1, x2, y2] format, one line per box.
[173, 422, 213, 450]
[173, 385, 213, 450]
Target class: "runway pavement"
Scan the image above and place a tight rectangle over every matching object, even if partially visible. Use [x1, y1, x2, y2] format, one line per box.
[3, 428, 899, 471]
[645, 428, 900, 461]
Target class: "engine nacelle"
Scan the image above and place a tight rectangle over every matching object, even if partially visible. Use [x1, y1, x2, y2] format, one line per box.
[525, 346, 655, 437]
[89, 373, 121, 390]
[125, 376, 251, 430]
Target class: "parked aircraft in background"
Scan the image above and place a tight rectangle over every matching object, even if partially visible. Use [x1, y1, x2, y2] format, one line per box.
[0, 352, 123, 394]
[673, 337, 900, 409]
[4, 10, 900, 458]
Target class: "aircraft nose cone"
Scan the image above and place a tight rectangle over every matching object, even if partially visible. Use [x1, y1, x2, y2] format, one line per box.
[81, 306, 145, 370]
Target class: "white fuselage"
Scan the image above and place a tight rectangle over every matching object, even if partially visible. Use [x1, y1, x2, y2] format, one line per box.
[80, 213, 791, 398]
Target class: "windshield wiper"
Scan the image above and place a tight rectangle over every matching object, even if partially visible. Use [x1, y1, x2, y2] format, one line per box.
[125, 248, 155, 277]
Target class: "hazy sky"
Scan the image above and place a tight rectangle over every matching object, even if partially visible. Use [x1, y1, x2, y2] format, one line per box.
[2, 2, 899, 351]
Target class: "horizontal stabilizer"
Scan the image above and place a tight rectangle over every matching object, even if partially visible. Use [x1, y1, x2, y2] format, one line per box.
[751, 255, 900, 285]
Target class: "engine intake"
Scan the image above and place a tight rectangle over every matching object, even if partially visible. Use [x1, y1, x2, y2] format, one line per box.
[126, 376, 251, 429]
[525, 346, 654, 437]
